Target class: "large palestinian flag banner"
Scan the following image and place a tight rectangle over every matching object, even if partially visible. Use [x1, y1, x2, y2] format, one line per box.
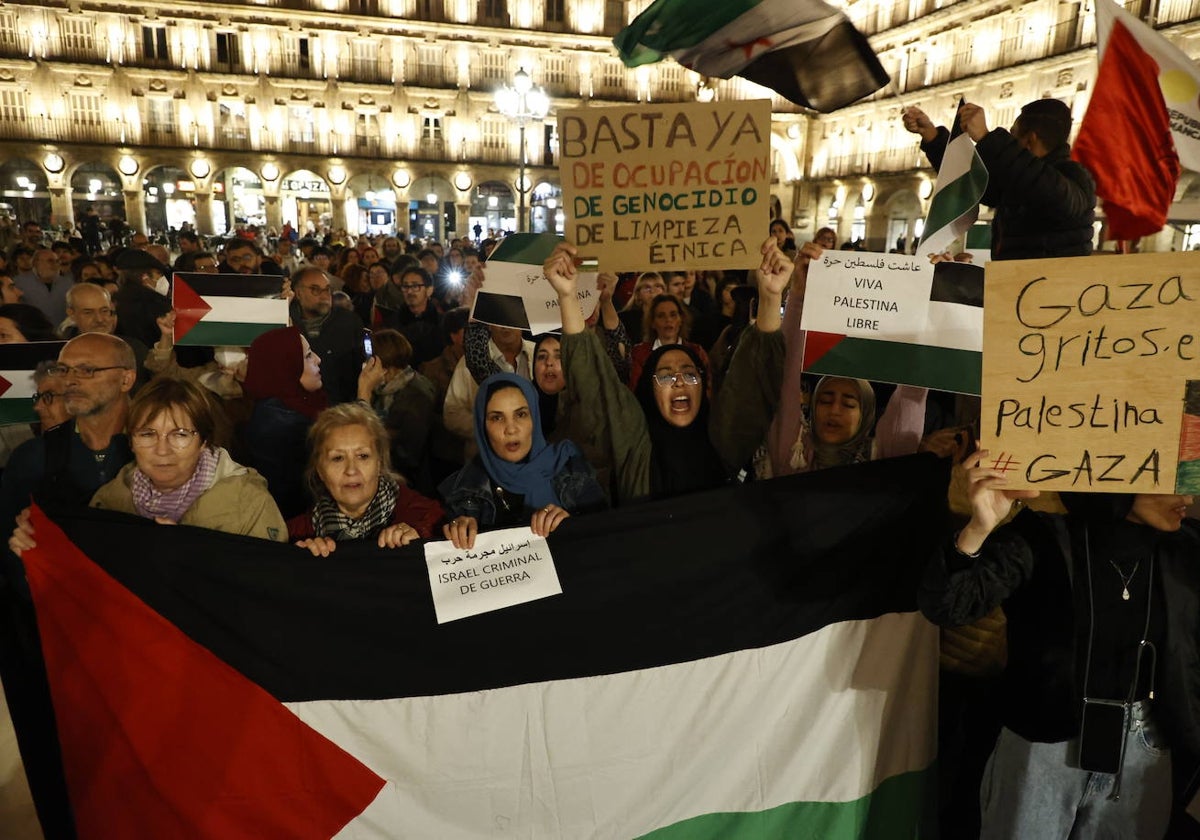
[172, 273, 289, 346]
[23, 455, 946, 838]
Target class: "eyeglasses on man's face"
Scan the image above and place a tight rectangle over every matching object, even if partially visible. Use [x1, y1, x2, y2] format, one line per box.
[300, 284, 332, 296]
[45, 363, 129, 379]
[32, 391, 63, 405]
[130, 428, 199, 450]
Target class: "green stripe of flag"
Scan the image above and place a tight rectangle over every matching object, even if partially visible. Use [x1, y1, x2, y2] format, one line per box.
[487, 232, 564, 266]
[922, 167, 988, 246]
[614, 0, 758, 66]
[0, 399, 37, 426]
[177, 321, 282, 347]
[638, 765, 935, 839]
[807, 336, 981, 395]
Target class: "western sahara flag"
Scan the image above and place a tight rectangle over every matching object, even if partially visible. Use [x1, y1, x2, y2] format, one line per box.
[0, 341, 65, 426]
[172, 272, 289, 347]
[804, 261, 984, 395]
[23, 455, 946, 838]
[1072, 0, 1200, 241]
[919, 101, 989, 258]
[613, 0, 889, 113]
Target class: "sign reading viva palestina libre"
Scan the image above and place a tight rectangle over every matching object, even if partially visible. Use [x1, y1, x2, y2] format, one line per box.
[557, 100, 772, 272]
[982, 252, 1200, 493]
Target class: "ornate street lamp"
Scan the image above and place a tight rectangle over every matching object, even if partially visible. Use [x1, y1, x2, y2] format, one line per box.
[494, 67, 550, 233]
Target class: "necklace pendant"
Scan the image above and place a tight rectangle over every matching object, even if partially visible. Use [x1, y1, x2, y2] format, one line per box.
[1122, 586, 1131, 601]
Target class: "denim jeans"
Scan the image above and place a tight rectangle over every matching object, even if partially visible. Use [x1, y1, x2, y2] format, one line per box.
[979, 702, 1172, 839]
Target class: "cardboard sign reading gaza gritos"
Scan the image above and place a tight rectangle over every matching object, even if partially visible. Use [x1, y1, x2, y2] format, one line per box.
[557, 100, 771, 272]
[982, 252, 1200, 493]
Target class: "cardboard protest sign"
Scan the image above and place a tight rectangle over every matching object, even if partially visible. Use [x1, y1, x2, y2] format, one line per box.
[982, 252, 1200, 493]
[558, 100, 771, 272]
[801, 252, 983, 394]
[172, 273, 289, 346]
[471, 233, 597, 333]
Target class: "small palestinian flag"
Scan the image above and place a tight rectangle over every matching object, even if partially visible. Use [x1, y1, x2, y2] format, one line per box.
[172, 273, 289, 347]
[614, 0, 889, 112]
[0, 341, 65, 426]
[919, 100, 989, 258]
[804, 261, 983, 394]
[473, 233, 597, 335]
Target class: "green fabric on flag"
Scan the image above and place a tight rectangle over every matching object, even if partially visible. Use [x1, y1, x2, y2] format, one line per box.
[176, 321, 285, 347]
[613, 0, 758, 66]
[0, 401, 35, 425]
[488, 232, 564, 266]
[920, 102, 988, 257]
[807, 336, 981, 395]
[637, 765, 936, 840]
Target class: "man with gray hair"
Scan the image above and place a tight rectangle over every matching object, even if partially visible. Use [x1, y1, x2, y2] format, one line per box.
[14, 248, 71, 324]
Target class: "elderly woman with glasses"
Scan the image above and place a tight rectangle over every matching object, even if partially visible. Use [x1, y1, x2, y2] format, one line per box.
[90, 376, 287, 539]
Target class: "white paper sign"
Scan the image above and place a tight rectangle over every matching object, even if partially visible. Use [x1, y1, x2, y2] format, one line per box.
[423, 526, 562, 624]
[800, 250, 934, 341]
[477, 258, 598, 335]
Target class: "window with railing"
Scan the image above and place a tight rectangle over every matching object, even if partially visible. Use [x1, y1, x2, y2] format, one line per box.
[145, 98, 176, 141]
[142, 26, 169, 65]
[348, 0, 381, 12]
[546, 0, 565, 25]
[59, 16, 96, 59]
[69, 91, 102, 126]
[0, 12, 18, 54]
[657, 64, 681, 99]
[543, 55, 567, 92]
[0, 88, 26, 122]
[342, 39, 388, 83]
[289, 105, 315, 143]
[417, 0, 444, 20]
[481, 51, 506, 84]
[422, 115, 445, 155]
[214, 31, 242, 73]
[599, 59, 625, 95]
[417, 44, 445, 86]
[355, 113, 381, 153]
[481, 117, 507, 161]
[479, 0, 508, 24]
[280, 35, 314, 77]
[218, 102, 248, 143]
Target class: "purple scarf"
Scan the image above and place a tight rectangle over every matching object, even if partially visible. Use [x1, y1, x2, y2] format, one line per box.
[131, 446, 219, 523]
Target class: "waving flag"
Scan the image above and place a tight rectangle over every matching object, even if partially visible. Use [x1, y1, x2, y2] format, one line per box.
[471, 233, 597, 334]
[919, 100, 989, 258]
[21, 456, 946, 838]
[1072, 0, 1198, 240]
[613, 0, 889, 112]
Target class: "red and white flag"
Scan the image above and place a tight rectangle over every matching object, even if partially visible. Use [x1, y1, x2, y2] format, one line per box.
[1073, 0, 1200, 240]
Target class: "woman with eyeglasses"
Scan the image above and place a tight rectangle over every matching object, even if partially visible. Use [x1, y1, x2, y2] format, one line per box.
[543, 238, 790, 504]
[440, 373, 607, 549]
[90, 376, 286, 538]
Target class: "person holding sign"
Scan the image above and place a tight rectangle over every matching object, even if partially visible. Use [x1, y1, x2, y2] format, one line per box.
[288, 402, 443, 557]
[546, 239, 787, 504]
[920, 451, 1200, 838]
[440, 373, 607, 550]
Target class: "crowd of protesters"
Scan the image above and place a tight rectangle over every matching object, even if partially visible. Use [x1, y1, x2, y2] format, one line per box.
[1, 96, 1199, 840]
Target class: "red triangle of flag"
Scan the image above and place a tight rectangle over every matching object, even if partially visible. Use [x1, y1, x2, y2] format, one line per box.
[0, 372, 11, 398]
[802, 331, 847, 369]
[172, 275, 213, 343]
[22, 505, 384, 837]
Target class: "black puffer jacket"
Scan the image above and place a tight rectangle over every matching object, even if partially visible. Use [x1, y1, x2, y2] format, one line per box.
[922, 127, 1096, 260]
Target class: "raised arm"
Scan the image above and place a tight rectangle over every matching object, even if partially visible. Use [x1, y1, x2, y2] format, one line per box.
[546, 244, 652, 504]
[711, 239, 790, 474]
[765, 242, 821, 477]
[874, 385, 929, 459]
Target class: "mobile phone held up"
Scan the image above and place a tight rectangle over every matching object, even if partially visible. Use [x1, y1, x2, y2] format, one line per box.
[362, 328, 373, 358]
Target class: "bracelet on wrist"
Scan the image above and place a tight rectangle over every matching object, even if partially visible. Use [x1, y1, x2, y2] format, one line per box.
[953, 530, 982, 559]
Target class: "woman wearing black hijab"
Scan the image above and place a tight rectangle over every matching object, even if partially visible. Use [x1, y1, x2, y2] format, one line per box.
[545, 238, 791, 505]
[920, 448, 1200, 839]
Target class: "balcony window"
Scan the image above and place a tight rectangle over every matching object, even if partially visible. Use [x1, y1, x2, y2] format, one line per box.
[356, 113, 380, 154]
[289, 106, 315, 143]
[546, 0, 565, 25]
[480, 0, 508, 24]
[215, 32, 242, 72]
[69, 91, 102, 126]
[60, 17, 96, 57]
[0, 89, 26, 122]
[142, 26, 169, 65]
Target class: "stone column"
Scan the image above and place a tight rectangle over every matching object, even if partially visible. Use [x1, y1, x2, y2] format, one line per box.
[49, 185, 74, 229]
[124, 189, 148, 235]
[193, 191, 216, 237]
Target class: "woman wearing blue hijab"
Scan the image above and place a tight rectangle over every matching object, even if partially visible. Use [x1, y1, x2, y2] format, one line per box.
[439, 372, 606, 548]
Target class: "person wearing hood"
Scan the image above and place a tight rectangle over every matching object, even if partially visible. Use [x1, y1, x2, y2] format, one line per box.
[920, 450, 1200, 839]
[241, 326, 327, 518]
[112, 248, 173, 350]
[546, 238, 789, 505]
[440, 373, 606, 549]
